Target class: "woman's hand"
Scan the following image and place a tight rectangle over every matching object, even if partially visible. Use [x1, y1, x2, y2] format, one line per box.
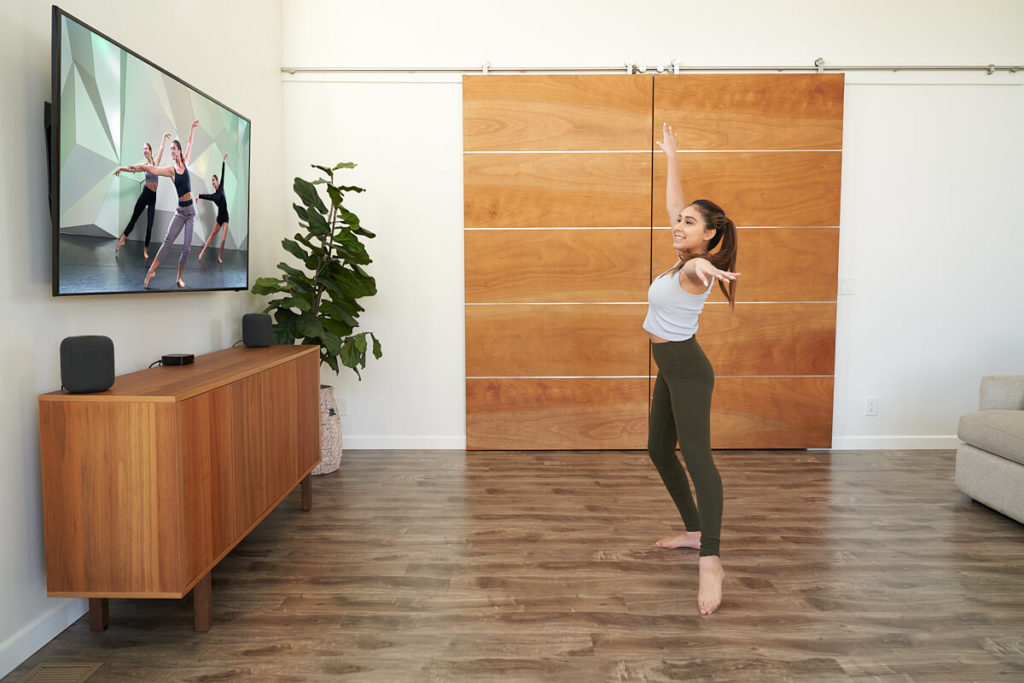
[655, 122, 678, 155]
[163, 132, 171, 140]
[690, 258, 740, 287]
[191, 120, 200, 130]
[223, 153, 228, 161]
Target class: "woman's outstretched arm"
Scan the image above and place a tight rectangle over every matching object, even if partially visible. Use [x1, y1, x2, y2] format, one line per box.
[655, 122, 686, 225]
[114, 164, 172, 178]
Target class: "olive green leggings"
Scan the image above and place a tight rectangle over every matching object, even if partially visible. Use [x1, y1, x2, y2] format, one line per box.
[648, 337, 723, 557]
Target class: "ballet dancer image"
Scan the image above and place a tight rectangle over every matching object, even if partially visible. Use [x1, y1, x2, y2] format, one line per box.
[645, 122, 739, 615]
[115, 132, 171, 259]
[115, 119, 199, 289]
[197, 153, 230, 263]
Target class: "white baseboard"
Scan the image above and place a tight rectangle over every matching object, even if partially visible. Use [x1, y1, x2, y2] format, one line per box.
[341, 435, 467, 450]
[0, 598, 86, 679]
[829, 435, 960, 450]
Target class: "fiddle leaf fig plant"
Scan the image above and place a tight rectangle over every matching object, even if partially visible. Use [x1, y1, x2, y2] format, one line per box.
[252, 162, 382, 378]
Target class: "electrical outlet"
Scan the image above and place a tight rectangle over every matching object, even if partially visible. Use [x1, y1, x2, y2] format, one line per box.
[864, 396, 878, 417]
[337, 397, 348, 416]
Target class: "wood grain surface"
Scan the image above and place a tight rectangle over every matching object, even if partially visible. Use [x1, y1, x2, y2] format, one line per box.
[652, 151, 842, 228]
[39, 400, 182, 596]
[677, 303, 837, 376]
[711, 377, 834, 449]
[10, 450, 1024, 682]
[654, 74, 845, 150]
[464, 74, 653, 151]
[466, 229, 651, 303]
[652, 228, 839, 302]
[467, 304, 648, 377]
[467, 378, 649, 449]
[464, 153, 652, 228]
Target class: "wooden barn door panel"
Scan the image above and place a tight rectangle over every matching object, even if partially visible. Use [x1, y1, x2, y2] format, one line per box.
[466, 229, 652, 303]
[467, 378, 649, 450]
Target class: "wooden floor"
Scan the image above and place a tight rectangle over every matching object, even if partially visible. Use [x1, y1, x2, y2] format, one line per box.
[7, 450, 1024, 682]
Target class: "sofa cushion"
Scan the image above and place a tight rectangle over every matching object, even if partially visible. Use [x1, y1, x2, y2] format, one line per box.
[958, 410, 1024, 466]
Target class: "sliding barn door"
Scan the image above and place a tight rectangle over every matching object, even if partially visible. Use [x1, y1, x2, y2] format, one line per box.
[653, 75, 843, 448]
[464, 75, 654, 449]
[464, 73, 843, 450]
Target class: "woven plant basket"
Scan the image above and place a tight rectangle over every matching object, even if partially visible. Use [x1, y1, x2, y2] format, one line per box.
[313, 384, 342, 475]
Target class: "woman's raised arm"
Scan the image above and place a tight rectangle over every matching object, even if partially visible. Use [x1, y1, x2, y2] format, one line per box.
[154, 132, 171, 165]
[183, 120, 199, 164]
[655, 122, 686, 225]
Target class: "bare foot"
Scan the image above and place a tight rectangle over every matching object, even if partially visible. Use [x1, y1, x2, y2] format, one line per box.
[143, 269, 155, 288]
[656, 531, 702, 550]
[144, 247, 149, 259]
[198, 248, 206, 262]
[115, 234, 126, 253]
[217, 255, 223, 264]
[697, 556, 725, 615]
[177, 278, 186, 289]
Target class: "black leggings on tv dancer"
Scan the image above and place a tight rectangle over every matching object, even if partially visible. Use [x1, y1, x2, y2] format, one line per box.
[122, 172, 160, 248]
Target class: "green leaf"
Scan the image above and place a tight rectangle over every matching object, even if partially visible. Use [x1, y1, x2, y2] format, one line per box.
[251, 277, 285, 295]
[294, 177, 326, 214]
[333, 162, 357, 170]
[296, 315, 327, 341]
[312, 163, 333, 176]
[307, 210, 330, 236]
[276, 262, 307, 281]
[371, 333, 382, 359]
[326, 184, 343, 209]
[292, 203, 309, 222]
[322, 316, 354, 338]
[281, 238, 310, 262]
[335, 185, 365, 194]
[353, 226, 376, 238]
[320, 300, 358, 328]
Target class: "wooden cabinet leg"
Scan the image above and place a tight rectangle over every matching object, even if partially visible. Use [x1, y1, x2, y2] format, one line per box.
[193, 573, 212, 632]
[88, 598, 109, 631]
[300, 473, 313, 511]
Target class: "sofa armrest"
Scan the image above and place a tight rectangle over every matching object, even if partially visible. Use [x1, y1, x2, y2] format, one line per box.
[979, 375, 1024, 411]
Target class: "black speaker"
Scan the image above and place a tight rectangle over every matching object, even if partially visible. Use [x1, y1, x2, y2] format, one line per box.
[242, 313, 272, 348]
[60, 335, 114, 393]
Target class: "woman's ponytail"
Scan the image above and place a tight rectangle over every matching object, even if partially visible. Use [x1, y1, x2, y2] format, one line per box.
[691, 199, 738, 308]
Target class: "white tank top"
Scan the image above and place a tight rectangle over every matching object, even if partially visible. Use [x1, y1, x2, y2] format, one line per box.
[642, 268, 713, 341]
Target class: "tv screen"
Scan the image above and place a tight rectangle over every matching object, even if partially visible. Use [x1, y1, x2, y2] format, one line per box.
[50, 6, 251, 295]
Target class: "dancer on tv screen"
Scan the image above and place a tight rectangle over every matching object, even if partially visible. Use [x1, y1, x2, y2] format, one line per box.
[115, 119, 199, 289]
[198, 153, 230, 263]
[115, 132, 170, 259]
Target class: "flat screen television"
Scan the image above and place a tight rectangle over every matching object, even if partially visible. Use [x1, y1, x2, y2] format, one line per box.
[49, 6, 251, 295]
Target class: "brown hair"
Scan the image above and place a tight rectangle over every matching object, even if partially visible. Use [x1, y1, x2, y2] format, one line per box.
[172, 139, 183, 167]
[674, 199, 738, 308]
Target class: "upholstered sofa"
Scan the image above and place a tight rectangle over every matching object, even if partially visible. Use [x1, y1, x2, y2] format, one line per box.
[955, 375, 1024, 524]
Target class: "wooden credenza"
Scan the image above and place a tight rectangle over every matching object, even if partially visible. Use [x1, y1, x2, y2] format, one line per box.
[38, 345, 320, 631]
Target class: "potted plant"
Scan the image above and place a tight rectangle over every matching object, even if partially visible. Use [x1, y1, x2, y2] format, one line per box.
[252, 162, 382, 473]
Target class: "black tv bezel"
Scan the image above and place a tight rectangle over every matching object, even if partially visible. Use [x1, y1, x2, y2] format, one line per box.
[49, 5, 252, 297]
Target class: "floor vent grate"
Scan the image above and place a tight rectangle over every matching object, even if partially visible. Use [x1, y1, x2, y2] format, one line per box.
[20, 662, 102, 682]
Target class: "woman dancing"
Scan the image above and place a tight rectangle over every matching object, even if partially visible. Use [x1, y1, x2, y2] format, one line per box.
[115, 120, 199, 289]
[197, 153, 230, 263]
[115, 132, 170, 259]
[645, 122, 739, 616]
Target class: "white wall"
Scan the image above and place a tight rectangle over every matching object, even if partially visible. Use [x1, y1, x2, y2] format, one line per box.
[0, 0, 284, 676]
[282, 0, 1024, 450]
